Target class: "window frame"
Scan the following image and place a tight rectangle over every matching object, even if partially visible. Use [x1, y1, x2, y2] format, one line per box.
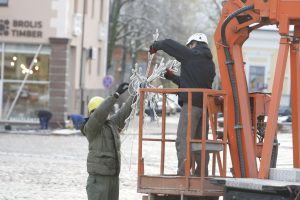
[0, 0, 8, 7]
[248, 65, 266, 92]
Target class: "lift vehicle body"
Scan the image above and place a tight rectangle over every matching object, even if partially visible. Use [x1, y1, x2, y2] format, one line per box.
[137, 0, 300, 199]
[138, 88, 228, 199]
[214, 0, 300, 179]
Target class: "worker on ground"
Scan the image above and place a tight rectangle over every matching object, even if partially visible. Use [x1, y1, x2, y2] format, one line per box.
[80, 82, 135, 200]
[36, 110, 52, 129]
[149, 33, 216, 176]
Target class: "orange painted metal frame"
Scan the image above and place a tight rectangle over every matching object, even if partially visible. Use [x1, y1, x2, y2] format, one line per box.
[214, 0, 300, 179]
[214, 0, 260, 178]
[259, 37, 290, 178]
[137, 1, 300, 198]
[137, 88, 228, 196]
[291, 26, 300, 168]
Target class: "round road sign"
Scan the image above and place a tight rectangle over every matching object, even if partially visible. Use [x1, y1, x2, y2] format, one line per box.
[102, 75, 114, 89]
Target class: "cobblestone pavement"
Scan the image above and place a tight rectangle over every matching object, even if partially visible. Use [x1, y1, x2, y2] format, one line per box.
[0, 116, 294, 200]
[0, 134, 88, 200]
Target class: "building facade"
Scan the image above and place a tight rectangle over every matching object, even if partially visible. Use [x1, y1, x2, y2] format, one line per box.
[212, 26, 291, 108]
[243, 26, 291, 108]
[0, 0, 109, 126]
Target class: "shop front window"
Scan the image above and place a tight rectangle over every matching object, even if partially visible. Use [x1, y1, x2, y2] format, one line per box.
[3, 82, 49, 121]
[4, 53, 49, 81]
[0, 43, 50, 122]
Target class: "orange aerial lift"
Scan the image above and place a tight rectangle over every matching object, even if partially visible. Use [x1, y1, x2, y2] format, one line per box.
[137, 0, 300, 199]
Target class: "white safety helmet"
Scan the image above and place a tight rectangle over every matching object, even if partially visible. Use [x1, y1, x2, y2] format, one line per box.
[186, 33, 208, 45]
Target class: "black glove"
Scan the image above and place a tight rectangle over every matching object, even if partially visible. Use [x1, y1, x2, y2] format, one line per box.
[149, 44, 157, 54]
[114, 82, 129, 98]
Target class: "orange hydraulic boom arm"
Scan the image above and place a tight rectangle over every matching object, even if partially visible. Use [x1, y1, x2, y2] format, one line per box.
[214, 0, 300, 179]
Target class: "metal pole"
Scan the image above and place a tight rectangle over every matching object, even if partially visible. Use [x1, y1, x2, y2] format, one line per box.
[121, 25, 127, 82]
[259, 37, 289, 178]
[185, 92, 192, 176]
[138, 90, 145, 176]
[79, 0, 87, 115]
[290, 27, 300, 167]
[0, 43, 4, 119]
[160, 93, 166, 175]
[6, 44, 43, 120]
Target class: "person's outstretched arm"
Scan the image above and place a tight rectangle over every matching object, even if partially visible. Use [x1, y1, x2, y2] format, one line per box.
[151, 39, 193, 62]
[83, 83, 129, 141]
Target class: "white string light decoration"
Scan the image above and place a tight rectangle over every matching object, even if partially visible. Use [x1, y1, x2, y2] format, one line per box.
[123, 30, 180, 130]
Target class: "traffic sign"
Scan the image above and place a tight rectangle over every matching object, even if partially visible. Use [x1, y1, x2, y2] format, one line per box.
[102, 75, 114, 89]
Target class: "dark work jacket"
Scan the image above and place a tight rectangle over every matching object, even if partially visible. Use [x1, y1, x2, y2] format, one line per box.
[153, 39, 216, 108]
[80, 95, 134, 176]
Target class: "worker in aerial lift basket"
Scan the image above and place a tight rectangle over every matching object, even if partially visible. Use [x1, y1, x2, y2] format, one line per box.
[80, 82, 135, 200]
[149, 33, 216, 176]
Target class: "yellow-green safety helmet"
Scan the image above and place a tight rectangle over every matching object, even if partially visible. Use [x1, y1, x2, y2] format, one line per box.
[88, 96, 104, 114]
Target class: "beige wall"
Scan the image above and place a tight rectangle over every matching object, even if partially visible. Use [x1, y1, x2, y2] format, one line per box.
[0, 0, 109, 87]
[244, 27, 291, 106]
[0, 0, 62, 43]
[67, 0, 109, 91]
[65, 0, 109, 114]
[0, 0, 110, 118]
[82, 0, 109, 90]
[212, 26, 291, 107]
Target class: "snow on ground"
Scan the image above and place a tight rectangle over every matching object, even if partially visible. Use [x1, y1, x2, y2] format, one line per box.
[120, 114, 294, 199]
[0, 113, 294, 200]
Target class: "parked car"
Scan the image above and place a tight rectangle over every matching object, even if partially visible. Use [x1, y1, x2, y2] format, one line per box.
[278, 107, 291, 116]
[167, 94, 181, 113]
[143, 94, 181, 117]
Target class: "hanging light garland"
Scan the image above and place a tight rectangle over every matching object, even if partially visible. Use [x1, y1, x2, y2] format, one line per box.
[123, 30, 180, 130]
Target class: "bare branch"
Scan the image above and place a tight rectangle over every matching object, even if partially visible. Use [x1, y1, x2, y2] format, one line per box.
[107, 0, 223, 68]
[212, 0, 222, 13]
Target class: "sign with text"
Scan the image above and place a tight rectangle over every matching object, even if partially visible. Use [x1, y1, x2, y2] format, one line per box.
[0, 19, 43, 38]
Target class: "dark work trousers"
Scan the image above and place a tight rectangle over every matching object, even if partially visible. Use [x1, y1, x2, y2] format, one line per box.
[176, 103, 209, 176]
[86, 174, 119, 200]
[37, 110, 52, 129]
[39, 117, 49, 129]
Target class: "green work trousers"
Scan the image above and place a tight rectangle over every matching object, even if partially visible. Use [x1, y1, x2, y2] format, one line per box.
[86, 174, 119, 200]
[176, 104, 209, 176]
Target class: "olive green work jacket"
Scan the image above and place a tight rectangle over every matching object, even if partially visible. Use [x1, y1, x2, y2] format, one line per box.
[80, 95, 134, 176]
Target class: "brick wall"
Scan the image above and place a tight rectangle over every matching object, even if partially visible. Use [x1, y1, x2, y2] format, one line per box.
[48, 38, 69, 128]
